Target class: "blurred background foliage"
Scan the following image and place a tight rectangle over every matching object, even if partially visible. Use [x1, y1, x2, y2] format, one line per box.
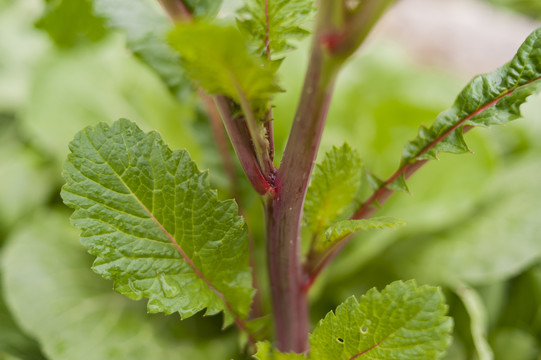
[0, 0, 540, 359]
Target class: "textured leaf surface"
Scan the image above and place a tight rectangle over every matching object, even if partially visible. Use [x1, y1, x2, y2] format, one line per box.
[92, 0, 189, 97]
[237, 0, 315, 58]
[169, 22, 280, 103]
[36, 0, 108, 48]
[61, 119, 253, 324]
[304, 144, 362, 235]
[320, 218, 404, 252]
[401, 27, 541, 165]
[1, 212, 237, 360]
[310, 280, 452, 360]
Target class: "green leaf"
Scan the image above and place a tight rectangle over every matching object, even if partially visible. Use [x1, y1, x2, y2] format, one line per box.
[1, 211, 238, 360]
[310, 280, 452, 360]
[319, 217, 404, 252]
[61, 119, 253, 325]
[304, 144, 362, 235]
[36, 0, 108, 48]
[92, 0, 189, 97]
[168, 22, 280, 103]
[401, 27, 541, 165]
[253, 342, 304, 360]
[237, 0, 315, 58]
[387, 174, 410, 194]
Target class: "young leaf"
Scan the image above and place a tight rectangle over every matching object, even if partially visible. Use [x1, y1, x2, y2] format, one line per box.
[320, 217, 404, 252]
[92, 0, 189, 97]
[304, 144, 362, 235]
[310, 280, 452, 360]
[36, 0, 108, 48]
[169, 22, 280, 104]
[236, 0, 315, 58]
[61, 119, 253, 325]
[402, 27, 541, 165]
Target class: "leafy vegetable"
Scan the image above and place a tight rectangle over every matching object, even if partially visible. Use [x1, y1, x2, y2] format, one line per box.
[237, 0, 315, 58]
[61, 119, 253, 325]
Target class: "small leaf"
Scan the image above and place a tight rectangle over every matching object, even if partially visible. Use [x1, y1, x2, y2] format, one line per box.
[365, 171, 383, 192]
[61, 119, 253, 324]
[168, 22, 280, 103]
[36, 0, 108, 48]
[304, 144, 363, 234]
[387, 174, 410, 194]
[237, 0, 315, 58]
[320, 217, 404, 251]
[310, 280, 452, 360]
[253, 341, 304, 360]
[182, 0, 222, 18]
[402, 27, 541, 165]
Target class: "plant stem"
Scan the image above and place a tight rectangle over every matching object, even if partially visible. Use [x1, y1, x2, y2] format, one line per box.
[265, 2, 342, 352]
[157, 0, 192, 21]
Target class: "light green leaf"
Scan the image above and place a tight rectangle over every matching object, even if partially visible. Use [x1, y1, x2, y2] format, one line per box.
[61, 119, 253, 324]
[402, 27, 541, 165]
[304, 144, 362, 235]
[36, 0, 108, 48]
[237, 0, 315, 58]
[168, 22, 280, 103]
[1, 211, 237, 360]
[253, 342, 304, 360]
[387, 174, 410, 194]
[92, 0, 189, 97]
[310, 280, 452, 360]
[320, 218, 404, 252]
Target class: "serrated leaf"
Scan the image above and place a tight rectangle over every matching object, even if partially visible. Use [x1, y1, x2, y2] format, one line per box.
[168, 22, 280, 103]
[1, 212, 237, 360]
[237, 0, 315, 58]
[36, 0, 108, 48]
[304, 144, 362, 234]
[320, 217, 404, 252]
[61, 119, 253, 324]
[402, 27, 541, 165]
[310, 280, 452, 360]
[92, 0, 189, 97]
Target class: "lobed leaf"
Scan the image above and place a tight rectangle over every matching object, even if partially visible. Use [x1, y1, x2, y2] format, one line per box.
[61, 119, 253, 325]
[320, 217, 404, 252]
[304, 144, 362, 235]
[401, 27, 541, 165]
[168, 22, 281, 103]
[237, 0, 315, 58]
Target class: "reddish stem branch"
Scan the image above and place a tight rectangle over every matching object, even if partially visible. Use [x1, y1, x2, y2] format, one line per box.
[157, 0, 192, 21]
[305, 78, 539, 287]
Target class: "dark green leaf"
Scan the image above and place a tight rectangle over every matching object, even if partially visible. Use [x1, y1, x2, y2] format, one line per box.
[61, 119, 253, 325]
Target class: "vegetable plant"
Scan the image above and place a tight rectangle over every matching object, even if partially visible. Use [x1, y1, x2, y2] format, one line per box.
[4, 0, 541, 359]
